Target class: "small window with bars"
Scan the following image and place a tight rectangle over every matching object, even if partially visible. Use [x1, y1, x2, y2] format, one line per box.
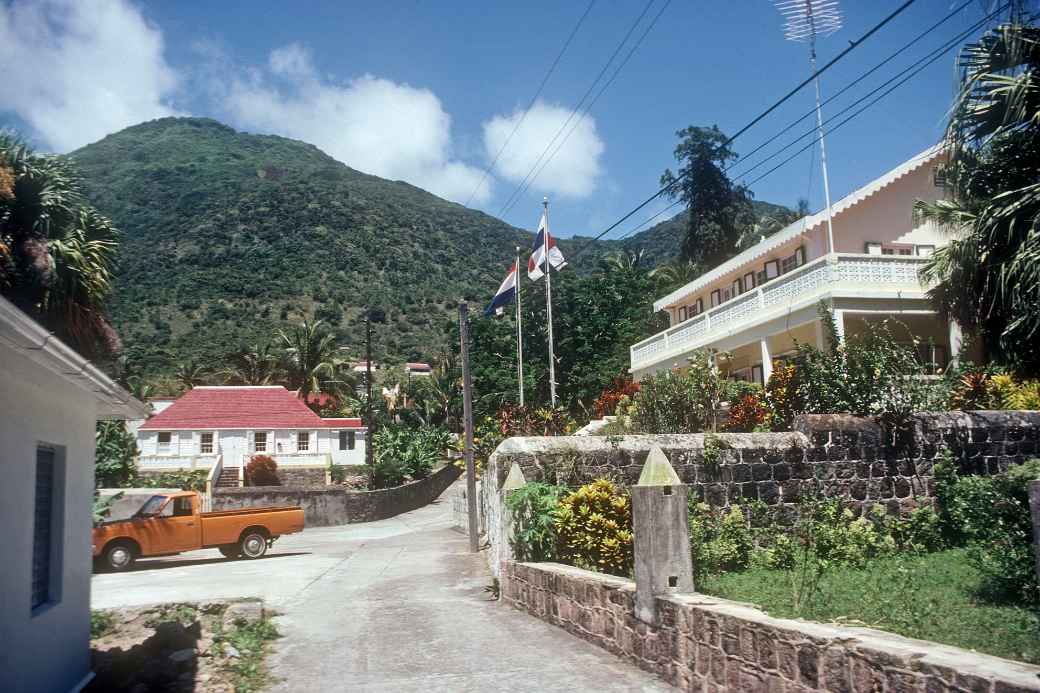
[157, 432, 172, 454]
[199, 432, 214, 454]
[339, 431, 356, 451]
[297, 431, 310, 452]
[253, 431, 268, 453]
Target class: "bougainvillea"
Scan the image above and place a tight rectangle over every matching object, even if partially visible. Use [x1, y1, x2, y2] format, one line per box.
[593, 377, 641, 418]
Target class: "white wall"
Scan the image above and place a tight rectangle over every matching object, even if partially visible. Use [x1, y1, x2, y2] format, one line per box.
[0, 343, 97, 693]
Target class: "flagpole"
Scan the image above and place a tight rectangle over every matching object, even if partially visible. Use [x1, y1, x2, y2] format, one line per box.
[543, 197, 557, 408]
[515, 245, 524, 407]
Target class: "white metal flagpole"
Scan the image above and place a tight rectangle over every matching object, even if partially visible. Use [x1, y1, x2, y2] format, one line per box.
[810, 35, 835, 254]
[515, 245, 524, 407]
[543, 197, 558, 408]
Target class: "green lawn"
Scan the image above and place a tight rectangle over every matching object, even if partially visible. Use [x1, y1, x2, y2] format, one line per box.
[699, 549, 1040, 665]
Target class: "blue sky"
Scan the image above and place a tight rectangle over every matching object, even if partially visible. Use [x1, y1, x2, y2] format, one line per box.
[0, 1, 999, 239]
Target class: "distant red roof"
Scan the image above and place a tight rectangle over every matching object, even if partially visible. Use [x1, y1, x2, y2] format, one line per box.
[141, 386, 340, 431]
[407, 362, 432, 371]
[321, 417, 364, 428]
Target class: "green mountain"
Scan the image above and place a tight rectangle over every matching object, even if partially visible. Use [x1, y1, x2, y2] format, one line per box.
[70, 117, 789, 371]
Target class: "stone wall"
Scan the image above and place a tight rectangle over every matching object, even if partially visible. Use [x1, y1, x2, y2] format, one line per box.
[501, 560, 1040, 692]
[270, 467, 326, 487]
[482, 411, 1040, 576]
[213, 464, 461, 527]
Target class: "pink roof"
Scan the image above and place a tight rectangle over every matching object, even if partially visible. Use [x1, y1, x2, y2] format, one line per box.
[141, 386, 331, 431]
[407, 362, 432, 370]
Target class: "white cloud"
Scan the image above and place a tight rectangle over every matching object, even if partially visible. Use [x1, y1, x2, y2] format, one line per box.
[0, 0, 181, 152]
[483, 101, 604, 198]
[219, 44, 491, 204]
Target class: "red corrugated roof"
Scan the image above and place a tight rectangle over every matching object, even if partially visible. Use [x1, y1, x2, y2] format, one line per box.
[141, 386, 330, 430]
[321, 417, 364, 428]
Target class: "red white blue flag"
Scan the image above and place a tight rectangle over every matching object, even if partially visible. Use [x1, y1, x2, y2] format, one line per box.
[484, 260, 518, 317]
[527, 209, 566, 280]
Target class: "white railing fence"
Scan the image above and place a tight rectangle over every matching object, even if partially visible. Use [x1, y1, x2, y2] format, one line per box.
[630, 254, 929, 370]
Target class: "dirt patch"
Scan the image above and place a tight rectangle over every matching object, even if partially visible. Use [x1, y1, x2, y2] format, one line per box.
[87, 601, 279, 693]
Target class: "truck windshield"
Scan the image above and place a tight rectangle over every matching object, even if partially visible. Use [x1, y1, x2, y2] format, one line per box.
[136, 495, 166, 517]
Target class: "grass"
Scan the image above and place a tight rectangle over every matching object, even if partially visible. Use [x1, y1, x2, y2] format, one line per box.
[90, 610, 116, 639]
[214, 614, 281, 693]
[700, 548, 1040, 665]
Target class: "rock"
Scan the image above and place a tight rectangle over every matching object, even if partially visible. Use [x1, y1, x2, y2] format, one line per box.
[222, 600, 263, 628]
[168, 648, 196, 664]
[224, 644, 240, 659]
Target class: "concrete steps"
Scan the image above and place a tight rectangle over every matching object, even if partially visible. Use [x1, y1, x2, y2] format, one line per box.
[215, 468, 240, 488]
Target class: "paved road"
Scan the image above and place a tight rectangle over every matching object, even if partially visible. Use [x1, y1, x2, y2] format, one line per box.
[92, 485, 671, 692]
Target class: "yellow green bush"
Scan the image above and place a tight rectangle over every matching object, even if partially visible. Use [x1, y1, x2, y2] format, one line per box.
[553, 479, 633, 576]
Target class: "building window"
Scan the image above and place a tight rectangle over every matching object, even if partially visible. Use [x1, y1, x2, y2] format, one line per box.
[781, 248, 804, 274]
[710, 289, 721, 308]
[865, 242, 882, 255]
[253, 431, 267, 453]
[199, 432, 214, 454]
[693, 298, 703, 315]
[678, 306, 687, 322]
[751, 364, 764, 385]
[731, 278, 743, 296]
[32, 447, 61, 612]
[743, 272, 755, 291]
[157, 432, 172, 454]
[764, 259, 780, 280]
[297, 431, 310, 452]
[339, 431, 356, 451]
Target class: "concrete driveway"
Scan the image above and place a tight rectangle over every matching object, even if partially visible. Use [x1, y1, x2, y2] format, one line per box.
[92, 484, 671, 692]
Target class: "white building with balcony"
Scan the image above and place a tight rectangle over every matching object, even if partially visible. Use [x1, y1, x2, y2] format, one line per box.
[136, 386, 366, 482]
[630, 147, 968, 382]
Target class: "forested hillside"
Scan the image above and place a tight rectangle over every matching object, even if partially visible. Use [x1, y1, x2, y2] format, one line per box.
[70, 117, 790, 372]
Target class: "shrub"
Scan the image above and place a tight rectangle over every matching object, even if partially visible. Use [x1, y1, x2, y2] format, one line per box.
[947, 370, 1040, 411]
[764, 364, 801, 430]
[95, 421, 138, 487]
[373, 425, 449, 488]
[246, 455, 280, 486]
[883, 505, 946, 554]
[496, 404, 575, 437]
[505, 482, 566, 562]
[689, 502, 754, 579]
[798, 498, 895, 569]
[593, 377, 640, 418]
[553, 479, 633, 576]
[629, 351, 752, 433]
[935, 457, 1040, 602]
[138, 469, 208, 491]
[724, 391, 769, 432]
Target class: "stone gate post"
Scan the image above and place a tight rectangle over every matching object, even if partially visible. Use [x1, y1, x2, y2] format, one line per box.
[631, 446, 694, 624]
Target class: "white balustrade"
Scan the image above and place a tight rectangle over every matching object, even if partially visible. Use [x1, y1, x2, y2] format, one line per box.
[631, 254, 928, 371]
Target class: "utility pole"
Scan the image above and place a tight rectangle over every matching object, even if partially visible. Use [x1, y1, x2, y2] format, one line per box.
[459, 301, 479, 552]
[365, 309, 374, 469]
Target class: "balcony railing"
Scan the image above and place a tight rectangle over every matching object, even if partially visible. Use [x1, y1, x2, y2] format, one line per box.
[630, 253, 929, 372]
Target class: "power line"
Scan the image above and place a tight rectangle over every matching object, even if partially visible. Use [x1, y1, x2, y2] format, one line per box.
[495, 0, 658, 218]
[734, 5, 1006, 187]
[728, 6, 1000, 183]
[463, 0, 597, 208]
[570, 0, 919, 259]
[499, 0, 673, 218]
[727, 0, 975, 183]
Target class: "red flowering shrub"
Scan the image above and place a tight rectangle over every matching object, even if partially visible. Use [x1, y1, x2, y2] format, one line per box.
[724, 393, 769, 432]
[593, 377, 640, 418]
[246, 455, 280, 486]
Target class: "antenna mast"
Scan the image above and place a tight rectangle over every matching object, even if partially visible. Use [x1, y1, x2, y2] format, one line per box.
[774, 0, 841, 254]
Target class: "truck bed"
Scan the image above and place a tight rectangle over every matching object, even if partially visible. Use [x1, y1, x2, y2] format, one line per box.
[200, 505, 305, 547]
[201, 506, 301, 519]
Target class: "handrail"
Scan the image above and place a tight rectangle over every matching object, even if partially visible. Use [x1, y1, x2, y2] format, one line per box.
[631, 253, 930, 368]
[203, 453, 222, 512]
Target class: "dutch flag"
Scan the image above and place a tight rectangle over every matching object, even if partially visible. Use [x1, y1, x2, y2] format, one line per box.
[484, 260, 518, 317]
[527, 209, 567, 280]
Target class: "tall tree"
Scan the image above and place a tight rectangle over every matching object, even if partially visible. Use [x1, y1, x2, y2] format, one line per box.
[173, 359, 212, 391]
[660, 126, 756, 267]
[914, 18, 1040, 374]
[0, 134, 121, 357]
[224, 341, 283, 385]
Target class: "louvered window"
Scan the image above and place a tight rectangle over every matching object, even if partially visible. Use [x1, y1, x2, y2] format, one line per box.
[32, 448, 58, 611]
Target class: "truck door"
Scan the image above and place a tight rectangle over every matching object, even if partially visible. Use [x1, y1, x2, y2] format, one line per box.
[144, 496, 199, 553]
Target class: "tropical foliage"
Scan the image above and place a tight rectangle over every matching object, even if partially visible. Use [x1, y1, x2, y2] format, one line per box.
[553, 479, 634, 576]
[95, 421, 138, 487]
[505, 482, 567, 563]
[371, 425, 451, 488]
[915, 18, 1040, 375]
[0, 134, 121, 358]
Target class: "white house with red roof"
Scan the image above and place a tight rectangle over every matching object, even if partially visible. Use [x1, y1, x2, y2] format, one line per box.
[136, 386, 366, 479]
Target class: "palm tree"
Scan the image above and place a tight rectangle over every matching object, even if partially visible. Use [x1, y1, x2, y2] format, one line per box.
[0, 134, 121, 357]
[649, 260, 702, 294]
[224, 342, 283, 385]
[173, 359, 212, 392]
[914, 18, 1040, 374]
[278, 319, 345, 401]
[598, 249, 647, 273]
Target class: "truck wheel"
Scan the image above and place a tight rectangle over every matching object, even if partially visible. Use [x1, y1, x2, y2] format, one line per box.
[239, 531, 268, 559]
[218, 545, 240, 559]
[104, 542, 136, 572]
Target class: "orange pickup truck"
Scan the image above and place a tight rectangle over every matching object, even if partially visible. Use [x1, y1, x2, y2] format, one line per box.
[93, 491, 305, 571]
